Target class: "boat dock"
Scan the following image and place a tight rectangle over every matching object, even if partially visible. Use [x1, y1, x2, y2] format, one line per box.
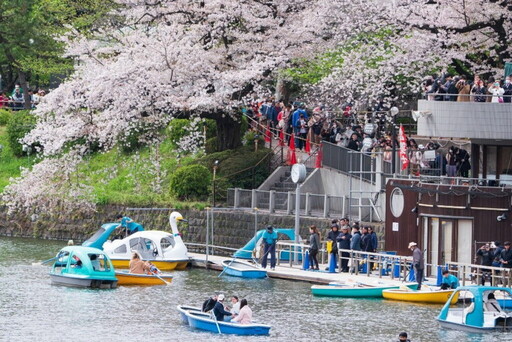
[188, 252, 425, 287]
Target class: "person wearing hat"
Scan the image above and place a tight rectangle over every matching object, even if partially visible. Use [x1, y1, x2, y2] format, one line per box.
[409, 242, 424, 290]
[212, 293, 233, 322]
[261, 225, 278, 270]
[337, 225, 352, 272]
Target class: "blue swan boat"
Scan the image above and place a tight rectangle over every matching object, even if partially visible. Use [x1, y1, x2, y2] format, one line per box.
[437, 286, 512, 332]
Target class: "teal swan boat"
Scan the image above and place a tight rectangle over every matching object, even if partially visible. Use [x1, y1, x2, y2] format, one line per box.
[311, 282, 418, 298]
[437, 286, 512, 332]
[50, 246, 118, 289]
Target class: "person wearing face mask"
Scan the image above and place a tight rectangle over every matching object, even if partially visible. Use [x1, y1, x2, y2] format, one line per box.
[503, 76, 512, 103]
[489, 80, 504, 103]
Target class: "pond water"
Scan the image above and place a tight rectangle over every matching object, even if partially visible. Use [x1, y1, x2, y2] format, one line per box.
[0, 236, 510, 342]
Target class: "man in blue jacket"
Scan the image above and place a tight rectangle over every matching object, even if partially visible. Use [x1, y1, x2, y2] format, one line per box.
[440, 270, 459, 290]
[291, 104, 308, 146]
[213, 294, 233, 321]
[261, 226, 278, 270]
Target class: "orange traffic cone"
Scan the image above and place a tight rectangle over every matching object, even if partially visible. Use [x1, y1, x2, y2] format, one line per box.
[288, 133, 297, 165]
[315, 144, 323, 168]
[264, 125, 271, 143]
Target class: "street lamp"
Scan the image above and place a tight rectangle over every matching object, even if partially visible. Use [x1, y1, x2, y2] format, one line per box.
[212, 160, 219, 208]
[390, 106, 399, 175]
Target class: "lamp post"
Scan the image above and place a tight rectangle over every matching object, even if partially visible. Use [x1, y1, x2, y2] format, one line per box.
[212, 160, 219, 208]
[390, 107, 399, 175]
[254, 134, 259, 152]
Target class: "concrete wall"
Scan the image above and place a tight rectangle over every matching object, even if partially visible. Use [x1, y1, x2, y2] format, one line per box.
[0, 206, 386, 254]
[417, 100, 512, 141]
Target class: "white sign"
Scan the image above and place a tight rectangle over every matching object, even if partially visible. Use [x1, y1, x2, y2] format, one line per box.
[392, 222, 399, 232]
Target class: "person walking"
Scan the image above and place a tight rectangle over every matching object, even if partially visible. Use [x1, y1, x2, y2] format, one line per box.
[308, 225, 321, 270]
[261, 226, 278, 270]
[408, 242, 424, 290]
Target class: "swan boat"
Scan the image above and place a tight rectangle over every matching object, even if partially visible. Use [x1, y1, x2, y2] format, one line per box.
[83, 212, 190, 271]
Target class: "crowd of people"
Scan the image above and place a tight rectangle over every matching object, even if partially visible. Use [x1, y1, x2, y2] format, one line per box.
[476, 241, 512, 286]
[0, 84, 46, 110]
[422, 73, 512, 103]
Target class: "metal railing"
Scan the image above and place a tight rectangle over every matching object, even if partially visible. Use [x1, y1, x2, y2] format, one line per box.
[227, 187, 348, 218]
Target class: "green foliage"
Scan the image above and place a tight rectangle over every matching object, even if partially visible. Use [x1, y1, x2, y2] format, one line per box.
[169, 164, 212, 200]
[0, 126, 35, 191]
[6, 111, 37, 156]
[0, 0, 117, 88]
[167, 118, 217, 148]
[242, 130, 265, 146]
[0, 110, 13, 126]
[205, 137, 218, 154]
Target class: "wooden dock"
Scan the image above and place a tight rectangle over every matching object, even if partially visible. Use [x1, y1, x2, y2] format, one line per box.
[188, 252, 426, 286]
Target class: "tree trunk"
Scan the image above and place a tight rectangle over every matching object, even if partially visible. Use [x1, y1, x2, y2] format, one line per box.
[215, 114, 242, 151]
[18, 71, 31, 110]
[275, 77, 291, 104]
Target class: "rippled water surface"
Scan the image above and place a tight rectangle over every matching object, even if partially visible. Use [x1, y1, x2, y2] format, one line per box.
[1, 237, 511, 342]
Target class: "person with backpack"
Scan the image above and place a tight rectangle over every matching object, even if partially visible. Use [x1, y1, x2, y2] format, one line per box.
[202, 294, 218, 312]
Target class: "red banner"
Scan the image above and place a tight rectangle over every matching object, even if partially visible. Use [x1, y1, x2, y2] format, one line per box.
[399, 124, 409, 171]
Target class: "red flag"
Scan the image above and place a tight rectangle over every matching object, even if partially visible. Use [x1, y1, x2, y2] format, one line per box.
[264, 125, 271, 143]
[288, 133, 297, 165]
[398, 124, 409, 171]
[279, 129, 285, 146]
[315, 144, 323, 168]
[305, 135, 311, 154]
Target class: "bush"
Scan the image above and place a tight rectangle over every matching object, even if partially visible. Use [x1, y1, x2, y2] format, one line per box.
[205, 136, 218, 154]
[169, 164, 212, 200]
[0, 109, 13, 126]
[6, 111, 37, 156]
[242, 130, 265, 146]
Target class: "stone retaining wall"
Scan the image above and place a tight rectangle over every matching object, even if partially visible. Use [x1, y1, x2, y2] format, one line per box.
[0, 206, 385, 251]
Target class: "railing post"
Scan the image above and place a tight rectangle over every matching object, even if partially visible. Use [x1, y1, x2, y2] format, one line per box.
[342, 196, 346, 219]
[251, 189, 257, 209]
[269, 190, 275, 214]
[323, 194, 329, 218]
[305, 192, 311, 216]
[234, 188, 240, 208]
[287, 191, 293, 215]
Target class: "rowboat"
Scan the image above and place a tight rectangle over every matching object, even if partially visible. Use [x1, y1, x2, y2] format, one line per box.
[382, 288, 458, 304]
[221, 260, 267, 279]
[178, 305, 271, 335]
[115, 271, 173, 286]
[311, 282, 418, 298]
[50, 246, 117, 289]
[438, 286, 512, 332]
[176, 305, 209, 324]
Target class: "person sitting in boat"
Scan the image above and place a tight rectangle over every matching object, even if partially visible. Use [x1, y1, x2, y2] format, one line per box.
[230, 296, 240, 315]
[129, 252, 150, 274]
[484, 293, 504, 313]
[213, 294, 232, 322]
[72, 255, 82, 268]
[89, 254, 101, 271]
[231, 299, 252, 324]
[202, 294, 217, 312]
[147, 262, 161, 275]
[397, 332, 411, 342]
[440, 270, 459, 290]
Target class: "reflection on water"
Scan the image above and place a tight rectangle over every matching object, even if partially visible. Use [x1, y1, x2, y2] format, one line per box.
[0, 237, 510, 342]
